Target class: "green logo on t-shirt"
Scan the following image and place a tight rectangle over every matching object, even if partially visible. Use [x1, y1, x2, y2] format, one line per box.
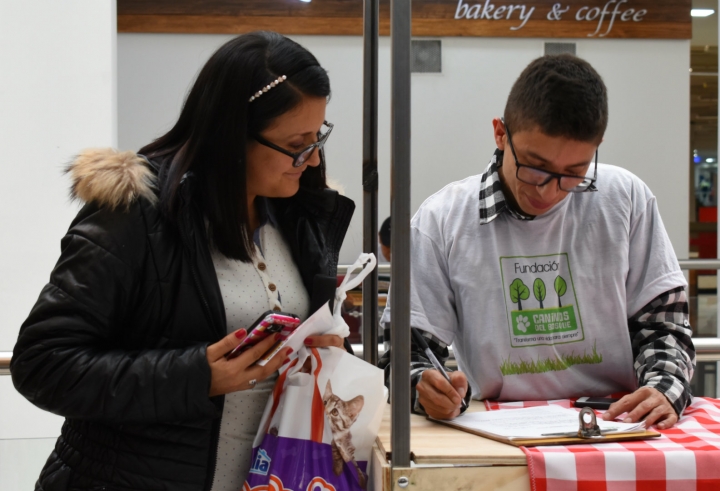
[500, 253, 585, 347]
[499, 253, 604, 375]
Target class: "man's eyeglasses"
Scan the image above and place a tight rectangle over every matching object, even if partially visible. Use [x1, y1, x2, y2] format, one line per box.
[503, 120, 598, 193]
[253, 121, 333, 168]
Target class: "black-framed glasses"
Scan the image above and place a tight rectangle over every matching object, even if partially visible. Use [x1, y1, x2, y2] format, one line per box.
[253, 121, 334, 168]
[503, 119, 598, 193]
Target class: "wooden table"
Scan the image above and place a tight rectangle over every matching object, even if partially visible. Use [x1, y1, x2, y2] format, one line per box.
[370, 401, 530, 491]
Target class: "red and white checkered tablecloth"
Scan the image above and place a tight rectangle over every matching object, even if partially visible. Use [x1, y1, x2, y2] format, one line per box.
[484, 397, 720, 491]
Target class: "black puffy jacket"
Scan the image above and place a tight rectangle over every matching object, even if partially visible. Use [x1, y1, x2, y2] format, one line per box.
[11, 149, 355, 490]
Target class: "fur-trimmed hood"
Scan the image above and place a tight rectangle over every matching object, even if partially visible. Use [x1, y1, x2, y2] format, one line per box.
[67, 148, 157, 210]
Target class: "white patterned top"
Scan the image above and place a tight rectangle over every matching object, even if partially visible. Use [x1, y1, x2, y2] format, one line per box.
[209, 222, 310, 491]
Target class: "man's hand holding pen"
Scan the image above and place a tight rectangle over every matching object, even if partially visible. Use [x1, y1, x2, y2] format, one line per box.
[417, 369, 469, 420]
[411, 327, 469, 420]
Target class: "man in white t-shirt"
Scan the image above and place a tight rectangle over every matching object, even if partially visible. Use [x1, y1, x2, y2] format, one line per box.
[381, 54, 695, 429]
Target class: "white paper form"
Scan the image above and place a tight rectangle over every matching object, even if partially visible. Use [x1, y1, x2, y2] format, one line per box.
[444, 405, 645, 440]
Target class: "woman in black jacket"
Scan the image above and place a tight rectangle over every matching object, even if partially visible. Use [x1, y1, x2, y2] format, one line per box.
[11, 31, 354, 491]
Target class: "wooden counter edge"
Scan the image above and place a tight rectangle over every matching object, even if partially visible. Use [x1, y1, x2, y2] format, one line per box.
[377, 402, 527, 466]
[370, 442, 531, 491]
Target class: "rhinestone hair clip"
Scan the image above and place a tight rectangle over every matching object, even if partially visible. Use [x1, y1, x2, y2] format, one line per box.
[248, 75, 288, 103]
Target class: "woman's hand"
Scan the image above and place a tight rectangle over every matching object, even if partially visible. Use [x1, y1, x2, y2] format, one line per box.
[206, 329, 293, 397]
[304, 335, 345, 350]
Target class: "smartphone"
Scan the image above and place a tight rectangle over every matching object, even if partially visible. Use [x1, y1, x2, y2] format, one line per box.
[573, 397, 620, 410]
[225, 311, 300, 360]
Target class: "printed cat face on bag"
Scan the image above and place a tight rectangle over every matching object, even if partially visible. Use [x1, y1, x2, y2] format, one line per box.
[323, 380, 364, 430]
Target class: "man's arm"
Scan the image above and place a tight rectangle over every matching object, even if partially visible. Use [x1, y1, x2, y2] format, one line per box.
[377, 214, 470, 418]
[378, 328, 471, 416]
[629, 286, 696, 414]
[603, 286, 696, 428]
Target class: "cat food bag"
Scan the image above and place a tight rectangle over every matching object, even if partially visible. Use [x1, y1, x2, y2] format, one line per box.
[243, 254, 385, 491]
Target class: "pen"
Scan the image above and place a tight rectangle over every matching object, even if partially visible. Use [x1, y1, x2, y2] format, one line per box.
[411, 327, 468, 410]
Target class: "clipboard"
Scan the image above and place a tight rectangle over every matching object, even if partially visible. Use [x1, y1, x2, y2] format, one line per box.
[429, 406, 661, 447]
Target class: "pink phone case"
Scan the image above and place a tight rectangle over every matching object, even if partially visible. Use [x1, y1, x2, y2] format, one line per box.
[226, 312, 300, 360]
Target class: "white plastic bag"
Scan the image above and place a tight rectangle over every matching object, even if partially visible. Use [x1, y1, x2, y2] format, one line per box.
[257, 253, 377, 366]
[243, 254, 384, 491]
[268, 253, 378, 358]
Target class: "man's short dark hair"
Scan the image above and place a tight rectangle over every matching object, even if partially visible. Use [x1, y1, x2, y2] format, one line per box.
[379, 217, 391, 248]
[504, 54, 608, 144]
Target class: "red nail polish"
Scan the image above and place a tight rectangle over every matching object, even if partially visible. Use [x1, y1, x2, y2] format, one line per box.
[304, 339, 313, 346]
[235, 329, 246, 339]
[286, 348, 294, 355]
[275, 333, 282, 341]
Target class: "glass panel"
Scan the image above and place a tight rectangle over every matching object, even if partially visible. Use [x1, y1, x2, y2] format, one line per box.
[688, 293, 718, 397]
[689, 46, 718, 265]
[690, 293, 718, 337]
[691, 361, 717, 398]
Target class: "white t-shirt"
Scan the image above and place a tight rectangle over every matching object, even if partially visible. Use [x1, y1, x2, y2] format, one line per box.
[399, 164, 686, 402]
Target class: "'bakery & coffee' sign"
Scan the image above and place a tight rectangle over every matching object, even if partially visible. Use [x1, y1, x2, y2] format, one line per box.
[118, 0, 690, 39]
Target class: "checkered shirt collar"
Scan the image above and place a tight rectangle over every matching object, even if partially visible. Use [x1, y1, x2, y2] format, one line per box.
[478, 149, 534, 225]
[478, 149, 598, 225]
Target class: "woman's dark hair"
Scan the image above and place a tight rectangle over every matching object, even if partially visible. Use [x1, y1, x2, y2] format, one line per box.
[140, 31, 331, 261]
[504, 54, 608, 144]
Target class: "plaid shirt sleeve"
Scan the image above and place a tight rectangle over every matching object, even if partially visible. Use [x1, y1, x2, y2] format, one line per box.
[378, 327, 472, 415]
[628, 286, 696, 415]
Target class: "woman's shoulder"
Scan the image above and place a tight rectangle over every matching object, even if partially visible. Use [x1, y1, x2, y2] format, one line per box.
[64, 148, 166, 264]
[67, 148, 159, 210]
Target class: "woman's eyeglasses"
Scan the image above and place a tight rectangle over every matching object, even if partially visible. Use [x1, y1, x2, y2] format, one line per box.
[503, 120, 597, 193]
[253, 121, 334, 168]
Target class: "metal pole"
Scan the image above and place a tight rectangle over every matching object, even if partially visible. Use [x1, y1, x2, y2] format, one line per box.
[678, 259, 720, 269]
[362, 0, 380, 367]
[390, 0, 412, 470]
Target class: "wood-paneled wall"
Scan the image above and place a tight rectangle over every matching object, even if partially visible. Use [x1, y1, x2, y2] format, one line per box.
[118, 0, 691, 39]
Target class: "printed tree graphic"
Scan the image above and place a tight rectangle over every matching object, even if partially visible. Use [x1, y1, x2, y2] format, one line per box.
[554, 276, 567, 307]
[533, 278, 546, 309]
[509, 279, 530, 311]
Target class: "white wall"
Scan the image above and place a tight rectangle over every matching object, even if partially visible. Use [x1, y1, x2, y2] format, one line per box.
[118, 34, 690, 264]
[0, 0, 117, 461]
[581, 39, 689, 260]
